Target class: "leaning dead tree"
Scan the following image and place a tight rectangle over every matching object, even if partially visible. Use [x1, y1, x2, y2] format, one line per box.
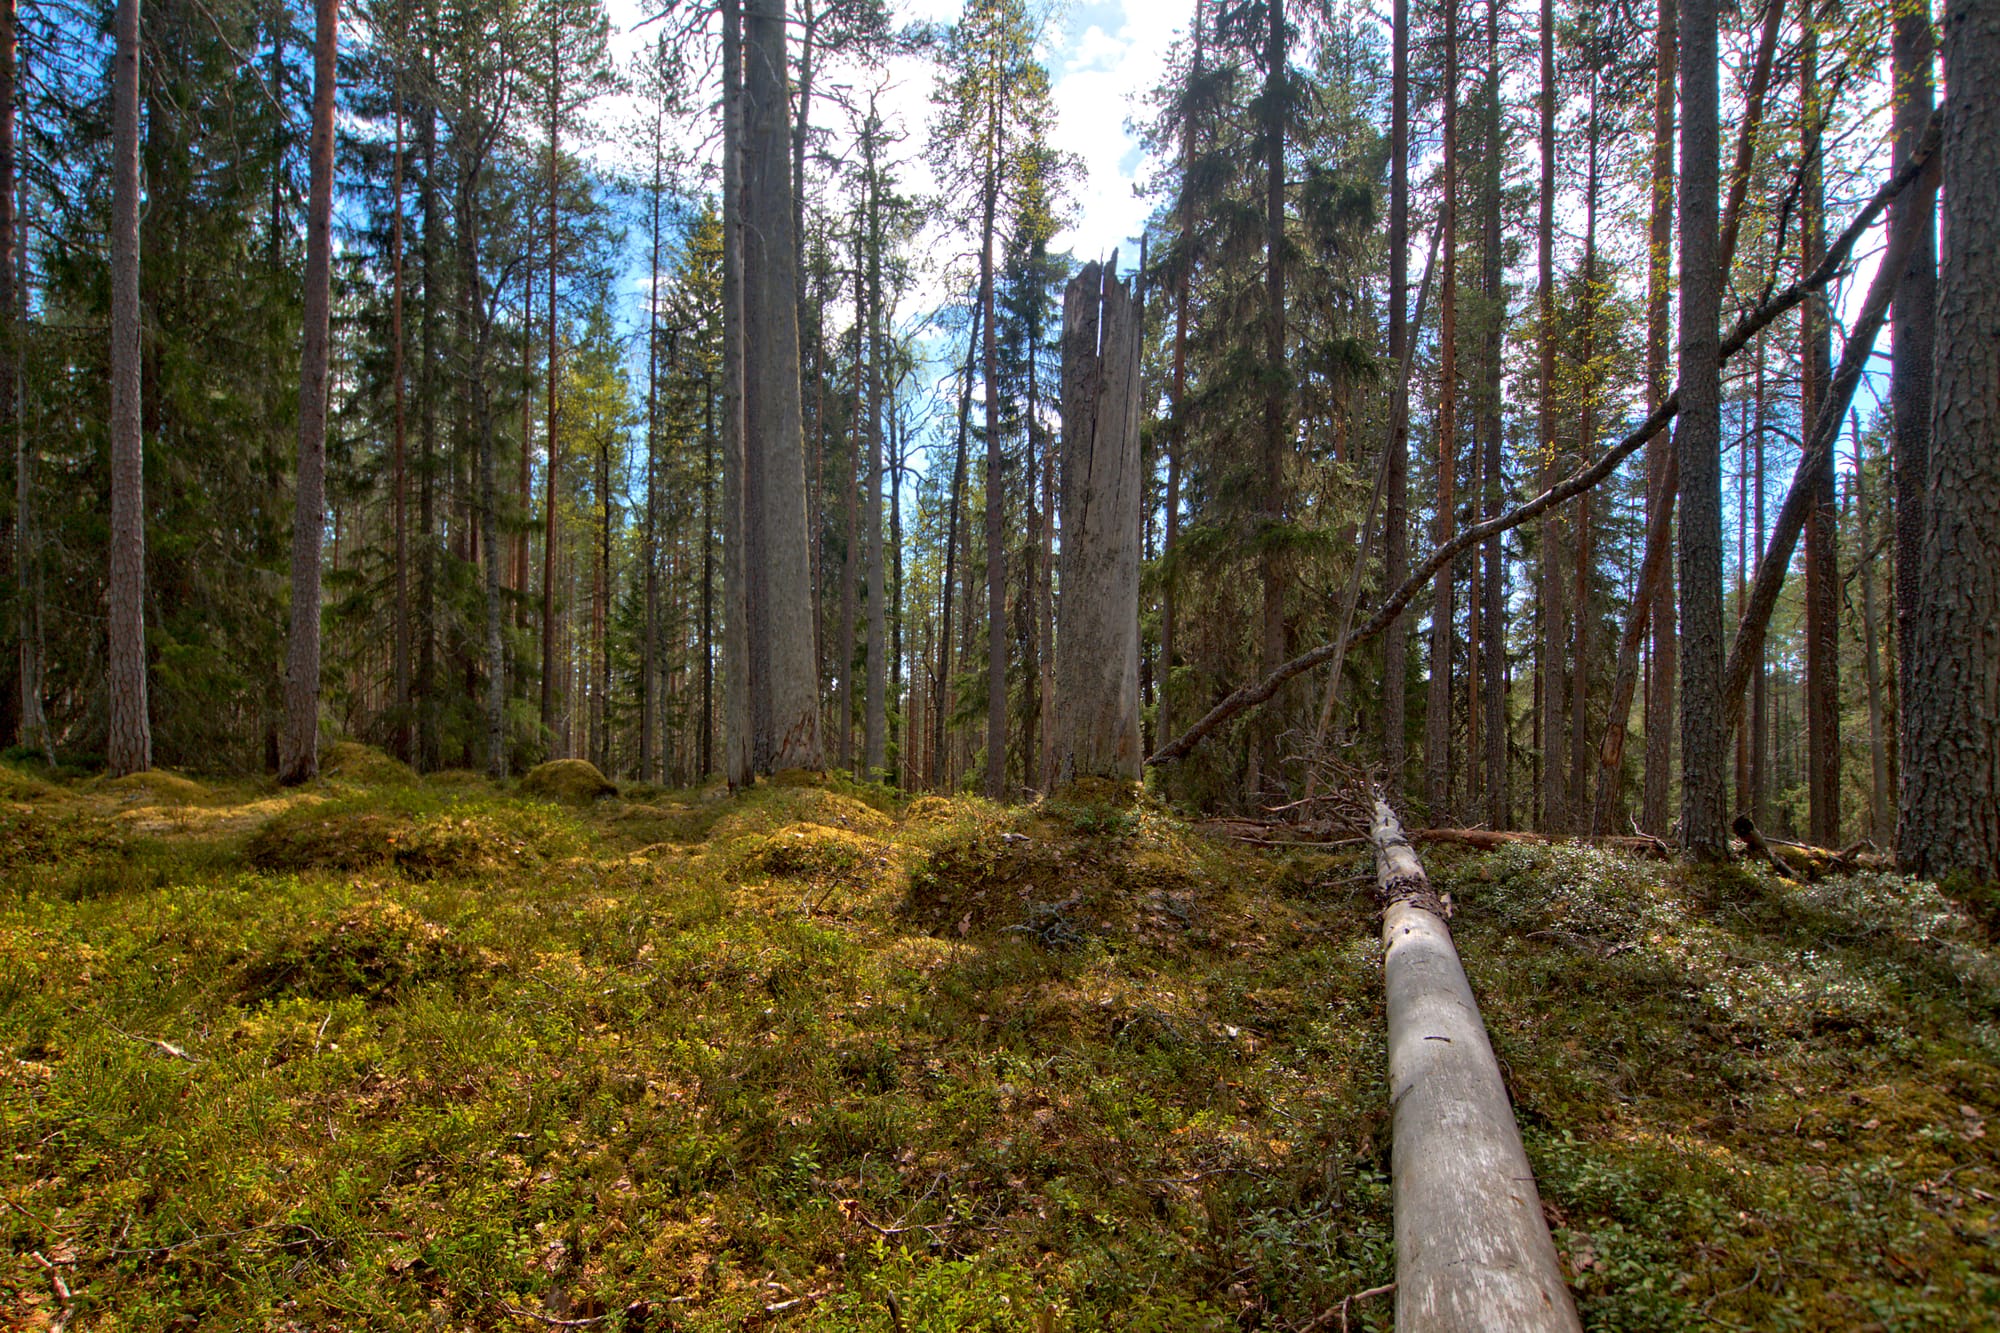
[1148, 111, 1942, 770]
[1050, 257, 1144, 785]
[1371, 798, 1581, 1331]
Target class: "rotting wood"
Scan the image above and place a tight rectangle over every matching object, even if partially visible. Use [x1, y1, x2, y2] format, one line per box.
[1732, 814, 1799, 880]
[1371, 798, 1582, 1332]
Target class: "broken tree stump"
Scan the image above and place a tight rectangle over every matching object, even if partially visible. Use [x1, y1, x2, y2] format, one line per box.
[1052, 256, 1145, 785]
[1372, 798, 1582, 1332]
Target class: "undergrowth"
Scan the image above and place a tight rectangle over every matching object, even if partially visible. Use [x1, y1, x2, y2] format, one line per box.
[1, 750, 1995, 1330]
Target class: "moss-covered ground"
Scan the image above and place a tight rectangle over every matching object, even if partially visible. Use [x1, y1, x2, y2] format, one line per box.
[2, 755, 1996, 1330]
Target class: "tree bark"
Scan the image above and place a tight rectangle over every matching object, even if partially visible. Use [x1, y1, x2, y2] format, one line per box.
[279, 0, 337, 785]
[1853, 416, 1890, 848]
[934, 301, 980, 790]
[641, 117, 663, 783]
[744, 0, 821, 772]
[106, 0, 150, 776]
[540, 21, 564, 753]
[1640, 0, 1677, 836]
[1902, 0, 2000, 884]
[1372, 798, 1583, 1331]
[4, 0, 44, 757]
[721, 0, 752, 789]
[1534, 0, 1563, 833]
[1427, 0, 1459, 823]
[1799, 0, 1839, 846]
[1382, 0, 1411, 797]
[1256, 0, 1289, 800]
[389, 38, 411, 763]
[863, 110, 887, 779]
[1675, 0, 1726, 858]
[1054, 261, 1145, 785]
[981, 70, 1007, 799]
[1478, 0, 1506, 829]
[1890, 0, 1937, 863]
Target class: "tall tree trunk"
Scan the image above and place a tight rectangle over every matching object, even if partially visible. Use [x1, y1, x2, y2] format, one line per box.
[701, 361, 716, 778]
[1426, 0, 1459, 822]
[745, 0, 820, 772]
[594, 433, 609, 769]
[1676, 0, 1727, 858]
[1479, 0, 1505, 828]
[471, 194, 504, 779]
[890, 385, 905, 781]
[641, 121, 663, 783]
[389, 44, 411, 762]
[1799, 0, 1839, 845]
[1162, 0, 1205, 796]
[934, 302, 980, 789]
[5, 0, 43, 756]
[721, 0, 752, 788]
[1534, 0, 1565, 832]
[415, 46, 440, 772]
[1256, 0, 1289, 800]
[1890, 0, 1937, 862]
[840, 260, 862, 772]
[1750, 343, 1768, 825]
[540, 22, 564, 753]
[1567, 81, 1600, 833]
[1899, 0, 1998, 882]
[279, 0, 337, 785]
[980, 78, 1007, 799]
[1853, 415, 1890, 847]
[863, 114, 887, 779]
[106, 0, 150, 776]
[1640, 0, 1677, 835]
[1382, 0, 1410, 796]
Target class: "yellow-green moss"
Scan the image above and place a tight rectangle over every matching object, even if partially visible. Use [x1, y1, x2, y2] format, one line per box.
[322, 741, 419, 787]
[520, 758, 618, 804]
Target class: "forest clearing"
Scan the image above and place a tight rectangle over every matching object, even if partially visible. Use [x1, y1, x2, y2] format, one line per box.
[5, 0, 2000, 1322]
[4, 754, 1998, 1328]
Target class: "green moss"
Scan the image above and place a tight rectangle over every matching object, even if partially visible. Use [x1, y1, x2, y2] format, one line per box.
[321, 740, 420, 787]
[519, 758, 618, 804]
[2, 778, 1995, 1331]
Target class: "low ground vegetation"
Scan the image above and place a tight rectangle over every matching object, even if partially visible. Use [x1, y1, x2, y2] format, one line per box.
[2, 751, 1995, 1329]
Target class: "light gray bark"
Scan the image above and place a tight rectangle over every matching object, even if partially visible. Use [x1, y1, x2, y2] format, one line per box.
[279, 0, 338, 785]
[1372, 799, 1581, 1331]
[1053, 260, 1144, 785]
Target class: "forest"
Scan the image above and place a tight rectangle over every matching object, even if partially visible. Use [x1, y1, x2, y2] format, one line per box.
[2, 0, 1998, 1326]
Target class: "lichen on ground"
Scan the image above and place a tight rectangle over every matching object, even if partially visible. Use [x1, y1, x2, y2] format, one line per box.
[1, 760, 1995, 1331]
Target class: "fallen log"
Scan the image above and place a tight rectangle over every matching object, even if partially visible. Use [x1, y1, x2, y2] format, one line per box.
[1371, 798, 1582, 1332]
[1199, 819, 1672, 859]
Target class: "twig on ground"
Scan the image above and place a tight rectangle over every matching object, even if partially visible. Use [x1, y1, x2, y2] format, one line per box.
[31, 1251, 75, 1333]
[1297, 1280, 1396, 1333]
[495, 1301, 612, 1328]
[109, 1026, 202, 1063]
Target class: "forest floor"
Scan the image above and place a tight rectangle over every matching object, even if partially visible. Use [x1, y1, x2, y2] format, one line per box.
[2, 747, 1997, 1331]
